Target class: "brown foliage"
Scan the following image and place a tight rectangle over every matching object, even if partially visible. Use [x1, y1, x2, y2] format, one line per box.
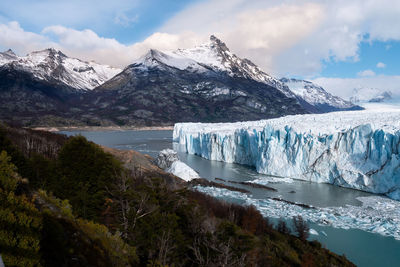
[1, 125, 68, 159]
[187, 190, 272, 235]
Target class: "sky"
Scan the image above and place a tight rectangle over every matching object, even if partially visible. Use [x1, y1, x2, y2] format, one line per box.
[0, 0, 399, 99]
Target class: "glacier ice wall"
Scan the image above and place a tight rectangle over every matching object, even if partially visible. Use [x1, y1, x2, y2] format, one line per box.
[173, 112, 400, 200]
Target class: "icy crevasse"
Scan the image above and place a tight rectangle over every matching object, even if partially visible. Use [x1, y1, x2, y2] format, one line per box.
[173, 110, 400, 200]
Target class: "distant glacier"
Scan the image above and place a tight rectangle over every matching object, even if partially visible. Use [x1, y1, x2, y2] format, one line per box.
[173, 109, 400, 200]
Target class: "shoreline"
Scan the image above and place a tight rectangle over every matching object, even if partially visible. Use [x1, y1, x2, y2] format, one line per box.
[30, 125, 175, 132]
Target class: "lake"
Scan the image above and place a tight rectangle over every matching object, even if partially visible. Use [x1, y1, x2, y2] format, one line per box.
[62, 129, 400, 267]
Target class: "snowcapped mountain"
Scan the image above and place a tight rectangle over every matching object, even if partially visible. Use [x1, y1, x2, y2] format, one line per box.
[0, 36, 368, 126]
[0, 48, 121, 90]
[132, 35, 295, 98]
[91, 35, 306, 126]
[0, 49, 18, 65]
[369, 91, 393, 103]
[280, 78, 362, 112]
[350, 87, 393, 103]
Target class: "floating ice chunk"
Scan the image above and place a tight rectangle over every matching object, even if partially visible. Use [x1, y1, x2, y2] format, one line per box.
[167, 161, 200, 181]
[248, 176, 294, 184]
[156, 149, 200, 181]
[309, 229, 319, 235]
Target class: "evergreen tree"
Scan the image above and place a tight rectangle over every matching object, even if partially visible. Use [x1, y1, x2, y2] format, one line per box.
[0, 151, 42, 267]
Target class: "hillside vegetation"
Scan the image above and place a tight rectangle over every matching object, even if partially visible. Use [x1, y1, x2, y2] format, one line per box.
[0, 124, 355, 266]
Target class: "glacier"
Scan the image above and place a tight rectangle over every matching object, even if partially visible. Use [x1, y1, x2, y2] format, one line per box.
[174, 109, 400, 200]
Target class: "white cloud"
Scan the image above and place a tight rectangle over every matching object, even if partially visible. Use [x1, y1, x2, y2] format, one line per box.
[0, 21, 201, 68]
[159, 0, 400, 76]
[42, 26, 202, 68]
[377, 62, 386, 68]
[160, 1, 325, 75]
[114, 13, 139, 27]
[312, 75, 400, 99]
[1, 0, 400, 78]
[357, 69, 376, 77]
[0, 21, 55, 54]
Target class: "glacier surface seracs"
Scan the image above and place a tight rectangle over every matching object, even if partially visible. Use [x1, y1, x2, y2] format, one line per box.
[174, 109, 400, 200]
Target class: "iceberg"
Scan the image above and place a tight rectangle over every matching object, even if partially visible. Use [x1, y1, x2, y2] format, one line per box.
[309, 229, 319, 235]
[174, 109, 400, 200]
[156, 149, 200, 181]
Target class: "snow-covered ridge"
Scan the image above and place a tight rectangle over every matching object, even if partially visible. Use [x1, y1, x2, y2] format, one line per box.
[281, 78, 358, 111]
[0, 48, 121, 90]
[174, 109, 400, 200]
[134, 49, 207, 72]
[133, 35, 295, 98]
[0, 49, 18, 65]
[349, 87, 394, 104]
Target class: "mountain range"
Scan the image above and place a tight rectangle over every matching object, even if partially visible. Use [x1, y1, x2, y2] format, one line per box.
[0, 36, 362, 126]
[281, 78, 362, 112]
[349, 87, 393, 103]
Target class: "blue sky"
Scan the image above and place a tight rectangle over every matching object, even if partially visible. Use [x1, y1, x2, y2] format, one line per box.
[0, 0, 399, 97]
[320, 39, 400, 78]
[0, 0, 200, 43]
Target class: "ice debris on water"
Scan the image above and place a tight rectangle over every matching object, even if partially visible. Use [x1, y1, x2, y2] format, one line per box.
[194, 186, 400, 240]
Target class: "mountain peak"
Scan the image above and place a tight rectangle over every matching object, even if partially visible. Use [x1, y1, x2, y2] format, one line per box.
[0, 49, 19, 64]
[0, 47, 121, 90]
[138, 49, 169, 65]
[131, 35, 294, 98]
[28, 48, 67, 59]
[147, 49, 164, 58]
[209, 35, 229, 52]
[4, 49, 16, 56]
[44, 48, 67, 57]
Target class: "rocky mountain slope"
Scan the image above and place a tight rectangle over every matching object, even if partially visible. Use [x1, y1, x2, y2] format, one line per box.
[0, 36, 364, 126]
[0, 48, 121, 126]
[280, 78, 362, 112]
[86, 36, 306, 125]
[0, 48, 121, 90]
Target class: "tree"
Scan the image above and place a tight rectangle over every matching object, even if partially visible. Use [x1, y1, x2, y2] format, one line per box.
[0, 151, 42, 267]
[277, 219, 291, 235]
[108, 169, 158, 240]
[0, 151, 19, 192]
[56, 135, 123, 220]
[292, 215, 309, 241]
